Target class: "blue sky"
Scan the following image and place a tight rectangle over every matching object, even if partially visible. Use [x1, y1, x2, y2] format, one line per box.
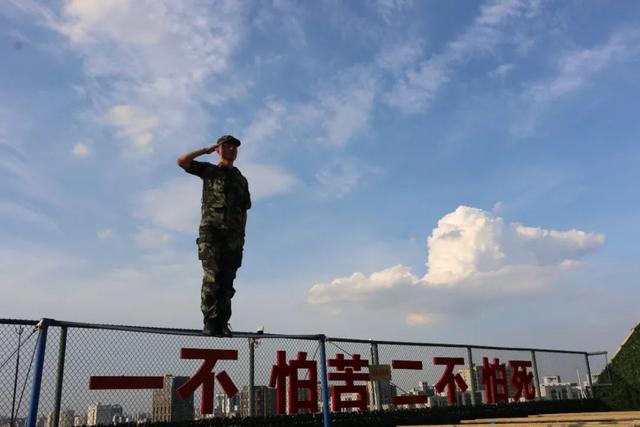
[1, 0, 639, 354]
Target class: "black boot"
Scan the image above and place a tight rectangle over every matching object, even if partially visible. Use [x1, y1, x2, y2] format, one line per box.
[203, 320, 223, 337]
[219, 323, 233, 338]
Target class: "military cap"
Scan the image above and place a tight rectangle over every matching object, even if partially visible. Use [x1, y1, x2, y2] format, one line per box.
[215, 134, 241, 147]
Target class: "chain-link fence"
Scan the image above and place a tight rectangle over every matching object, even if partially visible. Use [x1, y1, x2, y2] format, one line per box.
[0, 319, 607, 427]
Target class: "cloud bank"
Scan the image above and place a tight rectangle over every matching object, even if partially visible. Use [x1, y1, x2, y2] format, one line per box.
[308, 206, 604, 322]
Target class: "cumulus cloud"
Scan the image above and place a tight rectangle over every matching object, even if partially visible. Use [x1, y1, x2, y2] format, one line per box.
[307, 206, 605, 324]
[424, 206, 604, 285]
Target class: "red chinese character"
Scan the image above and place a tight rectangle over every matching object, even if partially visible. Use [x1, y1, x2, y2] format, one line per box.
[176, 348, 238, 415]
[481, 357, 508, 404]
[391, 360, 429, 406]
[508, 360, 535, 401]
[269, 351, 318, 414]
[434, 357, 468, 404]
[89, 376, 164, 390]
[328, 353, 369, 411]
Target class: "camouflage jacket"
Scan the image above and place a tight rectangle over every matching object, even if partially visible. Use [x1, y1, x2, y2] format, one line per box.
[186, 161, 251, 233]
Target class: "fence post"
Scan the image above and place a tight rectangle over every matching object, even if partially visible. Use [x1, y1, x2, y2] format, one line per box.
[248, 337, 255, 417]
[318, 335, 332, 427]
[370, 342, 382, 411]
[530, 350, 542, 400]
[52, 326, 67, 427]
[466, 347, 476, 406]
[27, 318, 53, 427]
[10, 326, 24, 427]
[584, 353, 593, 398]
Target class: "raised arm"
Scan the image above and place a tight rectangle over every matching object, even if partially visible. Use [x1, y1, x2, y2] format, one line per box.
[176, 144, 217, 170]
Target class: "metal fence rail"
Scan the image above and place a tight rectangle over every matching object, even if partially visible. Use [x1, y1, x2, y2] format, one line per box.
[0, 318, 606, 427]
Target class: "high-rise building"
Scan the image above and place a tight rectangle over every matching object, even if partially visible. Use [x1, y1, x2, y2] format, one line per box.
[86, 404, 122, 426]
[152, 375, 194, 422]
[366, 380, 397, 410]
[73, 414, 86, 427]
[131, 413, 150, 424]
[239, 386, 277, 417]
[539, 376, 581, 400]
[459, 364, 515, 403]
[59, 409, 75, 427]
[212, 391, 242, 417]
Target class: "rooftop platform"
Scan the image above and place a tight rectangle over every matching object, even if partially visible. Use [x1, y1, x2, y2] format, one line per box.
[402, 410, 640, 427]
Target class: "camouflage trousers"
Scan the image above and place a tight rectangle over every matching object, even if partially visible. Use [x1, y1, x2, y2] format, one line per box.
[197, 227, 244, 326]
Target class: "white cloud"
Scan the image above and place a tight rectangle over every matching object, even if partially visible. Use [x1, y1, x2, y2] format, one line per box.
[425, 206, 604, 285]
[308, 264, 421, 305]
[0, 202, 61, 233]
[0, 244, 202, 327]
[97, 228, 115, 240]
[105, 104, 159, 155]
[241, 162, 297, 199]
[135, 166, 294, 235]
[376, 40, 425, 74]
[405, 313, 437, 326]
[133, 226, 173, 250]
[513, 29, 640, 136]
[307, 206, 605, 321]
[71, 142, 90, 158]
[19, 0, 247, 158]
[135, 176, 201, 234]
[314, 158, 363, 199]
[316, 75, 376, 147]
[490, 63, 514, 78]
[526, 30, 640, 105]
[385, 0, 536, 113]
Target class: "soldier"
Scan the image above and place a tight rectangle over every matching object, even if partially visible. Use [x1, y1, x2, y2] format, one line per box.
[176, 135, 251, 337]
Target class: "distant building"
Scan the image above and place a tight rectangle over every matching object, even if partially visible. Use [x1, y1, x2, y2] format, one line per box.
[73, 414, 86, 427]
[131, 413, 150, 424]
[240, 386, 277, 417]
[59, 409, 75, 427]
[540, 376, 581, 400]
[428, 395, 449, 408]
[367, 380, 397, 410]
[5, 418, 27, 427]
[151, 375, 194, 422]
[213, 391, 240, 418]
[459, 364, 515, 403]
[86, 404, 122, 426]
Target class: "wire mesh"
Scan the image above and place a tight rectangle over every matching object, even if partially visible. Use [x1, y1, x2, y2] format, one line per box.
[0, 322, 39, 427]
[470, 347, 537, 404]
[376, 342, 470, 409]
[0, 320, 604, 426]
[534, 350, 589, 400]
[588, 353, 612, 386]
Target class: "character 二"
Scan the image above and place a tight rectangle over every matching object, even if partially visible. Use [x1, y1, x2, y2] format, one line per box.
[177, 135, 251, 337]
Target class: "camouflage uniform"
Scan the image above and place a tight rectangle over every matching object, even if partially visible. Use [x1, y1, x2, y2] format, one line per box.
[186, 160, 251, 328]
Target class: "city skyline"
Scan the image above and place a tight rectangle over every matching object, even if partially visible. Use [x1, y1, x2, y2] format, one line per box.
[1, 0, 639, 355]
